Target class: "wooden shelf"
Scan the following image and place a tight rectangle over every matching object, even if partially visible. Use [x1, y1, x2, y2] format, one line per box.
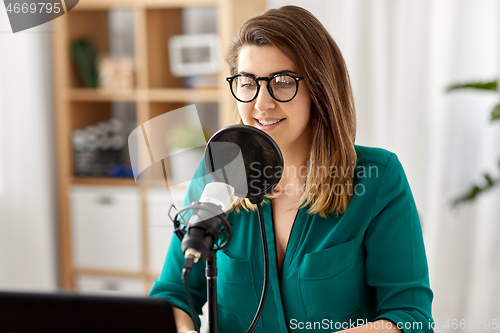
[53, 0, 267, 292]
[148, 88, 220, 102]
[72, 177, 137, 187]
[69, 88, 220, 102]
[74, 0, 219, 11]
[73, 267, 145, 279]
[147, 271, 162, 280]
[71, 177, 188, 191]
[69, 89, 138, 101]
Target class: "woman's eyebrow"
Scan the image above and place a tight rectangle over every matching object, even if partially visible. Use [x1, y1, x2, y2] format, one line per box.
[238, 71, 255, 76]
[269, 70, 298, 76]
[238, 70, 299, 76]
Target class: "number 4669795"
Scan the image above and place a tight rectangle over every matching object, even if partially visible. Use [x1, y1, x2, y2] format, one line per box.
[444, 319, 498, 330]
[6, 2, 62, 14]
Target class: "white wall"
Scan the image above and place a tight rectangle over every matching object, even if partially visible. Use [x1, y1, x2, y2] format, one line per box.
[0, 6, 57, 291]
[269, 0, 500, 330]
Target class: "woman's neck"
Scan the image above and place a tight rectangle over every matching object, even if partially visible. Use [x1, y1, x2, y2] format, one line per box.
[274, 143, 311, 197]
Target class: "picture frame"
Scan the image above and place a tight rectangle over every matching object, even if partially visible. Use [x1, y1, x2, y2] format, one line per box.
[168, 33, 219, 77]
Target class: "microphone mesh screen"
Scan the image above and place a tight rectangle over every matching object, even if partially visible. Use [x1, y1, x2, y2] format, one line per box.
[205, 126, 282, 198]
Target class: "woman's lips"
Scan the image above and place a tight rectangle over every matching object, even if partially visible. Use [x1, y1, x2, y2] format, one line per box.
[254, 118, 285, 131]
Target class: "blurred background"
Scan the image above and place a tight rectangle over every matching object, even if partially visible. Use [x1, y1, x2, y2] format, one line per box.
[0, 0, 499, 332]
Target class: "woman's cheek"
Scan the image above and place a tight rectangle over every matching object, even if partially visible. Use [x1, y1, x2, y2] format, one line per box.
[238, 105, 252, 125]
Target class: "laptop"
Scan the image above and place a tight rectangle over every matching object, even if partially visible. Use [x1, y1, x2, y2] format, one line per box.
[0, 291, 178, 333]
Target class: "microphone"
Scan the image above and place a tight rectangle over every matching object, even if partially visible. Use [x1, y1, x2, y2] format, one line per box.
[180, 182, 234, 270]
[174, 125, 283, 333]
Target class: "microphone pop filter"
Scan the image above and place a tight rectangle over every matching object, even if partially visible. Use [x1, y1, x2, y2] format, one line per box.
[204, 125, 283, 199]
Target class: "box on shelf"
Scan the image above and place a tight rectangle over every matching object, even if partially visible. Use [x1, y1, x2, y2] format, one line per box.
[148, 188, 186, 273]
[75, 276, 145, 297]
[70, 187, 142, 271]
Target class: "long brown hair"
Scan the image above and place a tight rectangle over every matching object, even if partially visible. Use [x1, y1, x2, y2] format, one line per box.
[226, 5, 357, 217]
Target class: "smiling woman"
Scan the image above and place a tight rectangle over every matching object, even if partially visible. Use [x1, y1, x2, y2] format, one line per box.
[225, 7, 357, 218]
[149, 5, 434, 333]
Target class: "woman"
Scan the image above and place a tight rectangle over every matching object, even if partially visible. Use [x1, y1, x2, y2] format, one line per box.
[150, 5, 434, 333]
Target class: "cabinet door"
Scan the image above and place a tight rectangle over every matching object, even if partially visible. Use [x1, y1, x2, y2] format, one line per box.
[148, 188, 186, 273]
[70, 187, 142, 271]
[75, 276, 145, 297]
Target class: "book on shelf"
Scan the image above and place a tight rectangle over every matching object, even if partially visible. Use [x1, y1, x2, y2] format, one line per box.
[70, 39, 99, 89]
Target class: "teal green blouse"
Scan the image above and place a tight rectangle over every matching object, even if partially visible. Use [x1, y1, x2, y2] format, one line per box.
[150, 146, 434, 333]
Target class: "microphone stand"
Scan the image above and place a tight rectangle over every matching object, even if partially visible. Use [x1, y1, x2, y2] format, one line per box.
[206, 251, 218, 333]
[204, 195, 268, 333]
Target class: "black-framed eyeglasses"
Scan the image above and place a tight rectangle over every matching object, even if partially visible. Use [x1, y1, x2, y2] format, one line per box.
[226, 73, 304, 103]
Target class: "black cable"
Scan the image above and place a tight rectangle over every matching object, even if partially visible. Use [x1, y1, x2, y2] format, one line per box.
[245, 200, 269, 333]
[182, 264, 200, 333]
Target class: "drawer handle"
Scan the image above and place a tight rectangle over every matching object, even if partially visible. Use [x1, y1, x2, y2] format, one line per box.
[97, 196, 114, 205]
[104, 281, 119, 291]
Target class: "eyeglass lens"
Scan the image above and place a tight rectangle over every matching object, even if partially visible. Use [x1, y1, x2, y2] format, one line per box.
[231, 75, 298, 102]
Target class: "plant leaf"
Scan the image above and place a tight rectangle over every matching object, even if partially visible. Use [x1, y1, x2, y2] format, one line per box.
[491, 103, 500, 122]
[453, 186, 481, 206]
[484, 173, 494, 186]
[452, 173, 498, 206]
[446, 80, 498, 92]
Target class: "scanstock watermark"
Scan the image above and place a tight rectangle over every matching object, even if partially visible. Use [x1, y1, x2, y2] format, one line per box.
[3, 0, 79, 33]
[289, 318, 426, 331]
[248, 161, 379, 197]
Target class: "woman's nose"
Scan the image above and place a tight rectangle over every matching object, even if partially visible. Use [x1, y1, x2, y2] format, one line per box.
[254, 82, 276, 111]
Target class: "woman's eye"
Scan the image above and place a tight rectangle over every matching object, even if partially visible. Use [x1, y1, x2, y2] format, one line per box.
[241, 82, 255, 89]
[274, 79, 294, 88]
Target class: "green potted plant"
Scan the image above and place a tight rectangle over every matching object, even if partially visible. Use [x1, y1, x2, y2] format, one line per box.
[447, 79, 500, 205]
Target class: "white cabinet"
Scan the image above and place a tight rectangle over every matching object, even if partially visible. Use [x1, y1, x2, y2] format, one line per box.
[148, 188, 186, 273]
[70, 187, 142, 271]
[75, 276, 145, 296]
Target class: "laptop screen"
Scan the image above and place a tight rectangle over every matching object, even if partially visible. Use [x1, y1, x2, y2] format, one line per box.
[0, 291, 177, 333]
